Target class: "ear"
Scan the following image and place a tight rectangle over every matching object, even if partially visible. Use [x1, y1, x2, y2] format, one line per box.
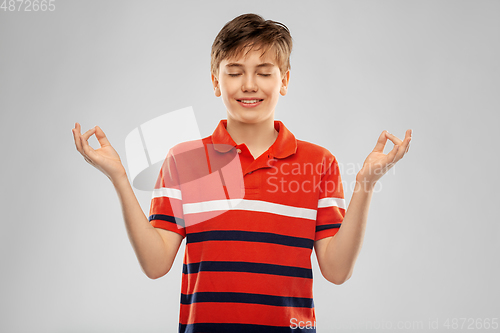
[280, 69, 290, 96]
[211, 72, 221, 97]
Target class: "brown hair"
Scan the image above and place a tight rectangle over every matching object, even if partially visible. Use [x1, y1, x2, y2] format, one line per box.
[211, 13, 293, 79]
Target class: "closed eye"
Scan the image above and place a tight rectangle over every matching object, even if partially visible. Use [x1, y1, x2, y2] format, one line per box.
[228, 74, 271, 77]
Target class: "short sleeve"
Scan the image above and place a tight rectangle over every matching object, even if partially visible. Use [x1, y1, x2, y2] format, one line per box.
[148, 148, 186, 239]
[315, 155, 346, 241]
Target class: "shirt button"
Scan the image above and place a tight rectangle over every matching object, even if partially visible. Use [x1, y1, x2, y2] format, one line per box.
[236, 148, 242, 153]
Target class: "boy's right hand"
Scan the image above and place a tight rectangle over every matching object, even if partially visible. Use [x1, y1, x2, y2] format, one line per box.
[72, 122, 127, 183]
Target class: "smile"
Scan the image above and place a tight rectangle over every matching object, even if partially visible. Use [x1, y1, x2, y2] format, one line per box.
[237, 99, 263, 107]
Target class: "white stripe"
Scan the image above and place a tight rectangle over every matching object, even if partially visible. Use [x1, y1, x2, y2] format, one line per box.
[183, 199, 317, 220]
[152, 187, 182, 200]
[318, 197, 346, 210]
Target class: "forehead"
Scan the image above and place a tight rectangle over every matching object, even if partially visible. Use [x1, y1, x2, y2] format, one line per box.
[222, 44, 278, 67]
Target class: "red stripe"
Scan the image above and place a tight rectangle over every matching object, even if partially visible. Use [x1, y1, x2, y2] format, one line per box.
[184, 241, 312, 267]
[181, 271, 313, 297]
[180, 302, 315, 326]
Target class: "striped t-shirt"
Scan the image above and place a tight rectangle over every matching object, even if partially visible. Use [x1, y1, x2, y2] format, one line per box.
[149, 119, 346, 333]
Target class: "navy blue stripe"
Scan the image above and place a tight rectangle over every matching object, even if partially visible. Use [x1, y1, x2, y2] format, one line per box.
[149, 214, 185, 228]
[183, 261, 312, 279]
[187, 230, 313, 249]
[179, 322, 316, 333]
[315, 223, 341, 232]
[180, 291, 313, 308]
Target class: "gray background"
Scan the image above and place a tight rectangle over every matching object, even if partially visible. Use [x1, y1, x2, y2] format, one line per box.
[1, 0, 499, 332]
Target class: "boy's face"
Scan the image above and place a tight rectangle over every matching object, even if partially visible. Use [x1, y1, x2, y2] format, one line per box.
[212, 46, 290, 124]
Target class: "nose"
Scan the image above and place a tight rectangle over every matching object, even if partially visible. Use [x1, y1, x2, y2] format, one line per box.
[242, 75, 258, 92]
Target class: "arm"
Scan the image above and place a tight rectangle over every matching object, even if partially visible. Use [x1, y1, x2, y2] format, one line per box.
[72, 123, 183, 279]
[314, 179, 373, 284]
[112, 174, 183, 279]
[315, 129, 412, 284]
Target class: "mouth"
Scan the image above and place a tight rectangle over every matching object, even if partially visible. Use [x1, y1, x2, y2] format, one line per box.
[237, 99, 264, 107]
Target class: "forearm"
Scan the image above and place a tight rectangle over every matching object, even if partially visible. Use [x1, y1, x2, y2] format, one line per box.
[324, 179, 374, 283]
[111, 174, 170, 279]
[321, 128, 411, 284]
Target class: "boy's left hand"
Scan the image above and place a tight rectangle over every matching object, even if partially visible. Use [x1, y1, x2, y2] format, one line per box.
[356, 129, 412, 188]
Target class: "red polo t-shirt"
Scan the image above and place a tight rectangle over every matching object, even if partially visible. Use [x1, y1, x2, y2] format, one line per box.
[149, 119, 346, 333]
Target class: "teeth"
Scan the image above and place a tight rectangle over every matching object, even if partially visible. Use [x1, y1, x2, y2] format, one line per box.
[240, 99, 260, 104]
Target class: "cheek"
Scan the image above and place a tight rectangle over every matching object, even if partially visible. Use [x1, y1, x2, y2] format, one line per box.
[265, 81, 282, 96]
[219, 84, 231, 99]
[221, 81, 239, 94]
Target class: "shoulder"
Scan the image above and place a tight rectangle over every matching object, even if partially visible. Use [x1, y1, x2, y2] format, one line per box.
[164, 138, 209, 169]
[166, 136, 216, 162]
[296, 139, 338, 164]
[169, 138, 207, 155]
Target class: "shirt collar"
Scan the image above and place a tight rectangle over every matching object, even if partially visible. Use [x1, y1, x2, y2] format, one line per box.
[211, 119, 297, 159]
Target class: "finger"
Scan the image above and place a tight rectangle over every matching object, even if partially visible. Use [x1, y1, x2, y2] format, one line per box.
[405, 129, 412, 154]
[80, 127, 97, 158]
[405, 129, 412, 140]
[94, 126, 111, 147]
[387, 144, 400, 165]
[72, 125, 81, 153]
[388, 131, 412, 161]
[373, 130, 389, 153]
[80, 137, 98, 167]
[398, 130, 412, 159]
[405, 135, 412, 154]
[380, 145, 399, 173]
[74, 123, 94, 156]
[73, 124, 85, 155]
[80, 130, 97, 162]
[385, 132, 404, 146]
[81, 126, 96, 141]
[79, 135, 92, 162]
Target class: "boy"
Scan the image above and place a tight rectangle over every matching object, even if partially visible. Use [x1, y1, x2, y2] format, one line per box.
[72, 13, 411, 333]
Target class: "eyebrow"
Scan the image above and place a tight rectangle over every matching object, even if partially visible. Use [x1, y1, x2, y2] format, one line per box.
[225, 62, 275, 69]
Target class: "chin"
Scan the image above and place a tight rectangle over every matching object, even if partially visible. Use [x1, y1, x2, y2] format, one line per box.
[233, 113, 272, 124]
[227, 108, 273, 123]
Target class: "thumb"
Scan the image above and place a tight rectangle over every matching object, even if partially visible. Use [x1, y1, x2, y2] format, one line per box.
[95, 126, 112, 147]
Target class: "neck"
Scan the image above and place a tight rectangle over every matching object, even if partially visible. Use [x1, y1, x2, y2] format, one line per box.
[226, 117, 278, 151]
